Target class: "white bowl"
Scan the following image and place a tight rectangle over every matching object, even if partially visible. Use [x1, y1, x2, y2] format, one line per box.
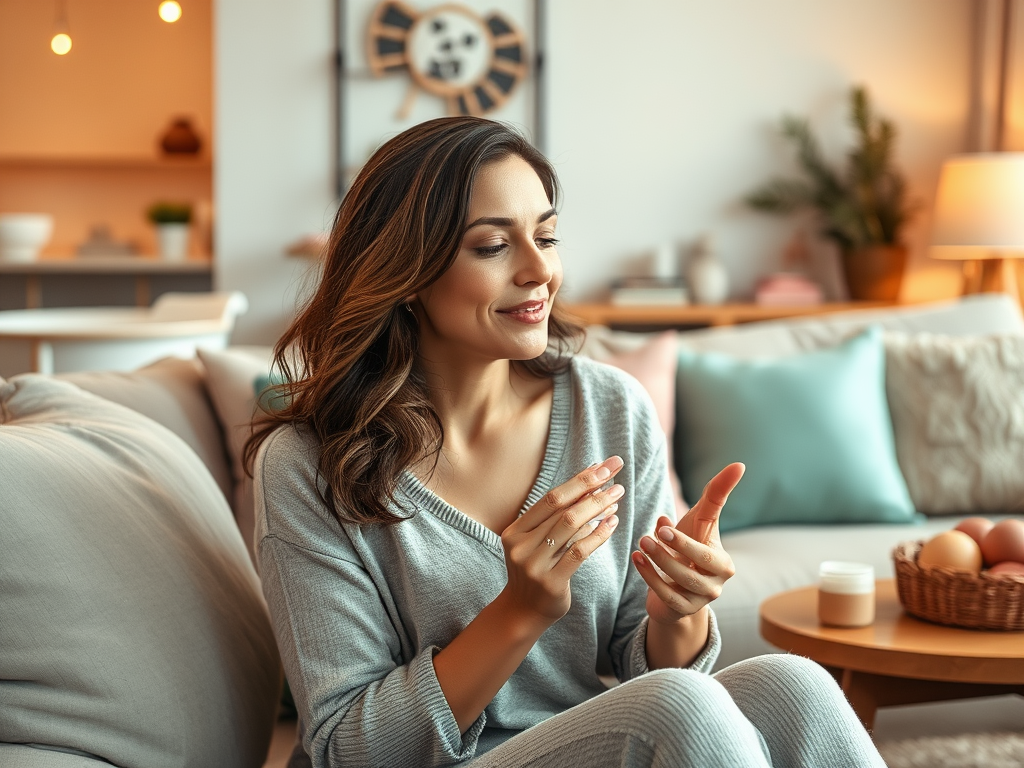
[0, 213, 54, 262]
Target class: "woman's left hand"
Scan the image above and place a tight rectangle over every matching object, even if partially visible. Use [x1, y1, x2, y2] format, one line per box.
[633, 463, 744, 626]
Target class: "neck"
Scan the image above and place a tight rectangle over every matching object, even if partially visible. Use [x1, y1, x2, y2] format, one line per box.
[418, 352, 530, 444]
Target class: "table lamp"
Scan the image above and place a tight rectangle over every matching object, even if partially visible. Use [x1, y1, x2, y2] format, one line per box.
[929, 153, 1024, 302]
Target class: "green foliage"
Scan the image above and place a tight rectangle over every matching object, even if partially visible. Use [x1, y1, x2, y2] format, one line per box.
[146, 202, 192, 224]
[746, 86, 916, 252]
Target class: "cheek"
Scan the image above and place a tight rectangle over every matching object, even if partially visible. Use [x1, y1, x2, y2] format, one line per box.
[429, 262, 502, 314]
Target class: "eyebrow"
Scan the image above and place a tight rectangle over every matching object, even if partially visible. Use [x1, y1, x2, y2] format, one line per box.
[464, 207, 557, 231]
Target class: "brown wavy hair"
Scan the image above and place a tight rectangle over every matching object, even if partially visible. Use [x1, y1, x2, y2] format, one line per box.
[244, 117, 582, 525]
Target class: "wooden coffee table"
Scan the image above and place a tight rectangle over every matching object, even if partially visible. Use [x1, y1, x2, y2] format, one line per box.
[759, 579, 1024, 730]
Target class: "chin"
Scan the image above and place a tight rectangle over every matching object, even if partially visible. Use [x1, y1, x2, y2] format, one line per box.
[511, 336, 551, 362]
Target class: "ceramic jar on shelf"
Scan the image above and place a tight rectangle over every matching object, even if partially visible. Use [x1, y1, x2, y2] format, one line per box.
[688, 235, 729, 305]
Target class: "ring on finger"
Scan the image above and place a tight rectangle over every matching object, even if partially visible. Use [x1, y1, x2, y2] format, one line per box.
[545, 538, 556, 547]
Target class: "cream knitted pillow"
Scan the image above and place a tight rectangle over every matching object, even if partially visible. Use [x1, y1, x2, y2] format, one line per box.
[885, 332, 1024, 515]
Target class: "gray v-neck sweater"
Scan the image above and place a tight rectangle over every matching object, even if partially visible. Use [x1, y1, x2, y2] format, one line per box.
[255, 356, 721, 768]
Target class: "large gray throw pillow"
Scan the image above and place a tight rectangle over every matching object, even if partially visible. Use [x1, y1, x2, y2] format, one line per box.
[0, 375, 281, 768]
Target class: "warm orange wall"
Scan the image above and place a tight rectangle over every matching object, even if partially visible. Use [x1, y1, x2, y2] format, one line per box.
[0, 0, 212, 258]
[0, 0, 212, 156]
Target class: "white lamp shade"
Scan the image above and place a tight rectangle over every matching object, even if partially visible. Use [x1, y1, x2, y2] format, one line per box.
[930, 153, 1024, 259]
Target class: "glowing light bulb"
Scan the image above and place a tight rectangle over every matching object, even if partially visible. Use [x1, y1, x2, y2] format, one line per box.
[50, 32, 72, 55]
[158, 1, 182, 22]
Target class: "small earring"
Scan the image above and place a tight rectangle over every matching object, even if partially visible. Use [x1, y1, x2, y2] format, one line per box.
[404, 303, 414, 313]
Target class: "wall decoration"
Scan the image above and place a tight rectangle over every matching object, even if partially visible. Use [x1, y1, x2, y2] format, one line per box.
[335, 0, 544, 195]
[366, 1, 528, 119]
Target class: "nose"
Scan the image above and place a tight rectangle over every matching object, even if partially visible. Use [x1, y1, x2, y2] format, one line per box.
[514, 237, 556, 287]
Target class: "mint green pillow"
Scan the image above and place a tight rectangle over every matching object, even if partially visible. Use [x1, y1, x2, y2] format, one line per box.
[674, 326, 917, 532]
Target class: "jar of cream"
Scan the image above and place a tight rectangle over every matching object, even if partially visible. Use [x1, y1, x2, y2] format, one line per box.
[818, 561, 875, 628]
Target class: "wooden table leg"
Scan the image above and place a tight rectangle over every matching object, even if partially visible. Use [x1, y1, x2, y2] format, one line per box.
[838, 668, 1024, 732]
[135, 276, 151, 307]
[26, 275, 42, 309]
[841, 669, 880, 731]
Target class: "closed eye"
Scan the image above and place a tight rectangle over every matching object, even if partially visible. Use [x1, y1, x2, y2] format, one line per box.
[536, 237, 560, 249]
[474, 243, 507, 256]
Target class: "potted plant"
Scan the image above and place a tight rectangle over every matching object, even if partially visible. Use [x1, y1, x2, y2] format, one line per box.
[745, 86, 917, 301]
[146, 202, 192, 261]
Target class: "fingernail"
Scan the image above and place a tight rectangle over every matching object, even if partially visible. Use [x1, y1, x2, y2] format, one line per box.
[606, 503, 619, 516]
[605, 514, 618, 529]
[595, 466, 611, 481]
[632, 552, 646, 567]
[658, 527, 675, 542]
[607, 484, 624, 499]
[640, 536, 656, 553]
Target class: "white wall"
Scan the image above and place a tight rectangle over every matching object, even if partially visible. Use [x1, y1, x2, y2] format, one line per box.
[216, 0, 972, 343]
[544, 0, 971, 303]
[215, 0, 336, 344]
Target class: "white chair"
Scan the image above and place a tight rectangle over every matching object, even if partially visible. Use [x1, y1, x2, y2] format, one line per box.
[0, 291, 248, 375]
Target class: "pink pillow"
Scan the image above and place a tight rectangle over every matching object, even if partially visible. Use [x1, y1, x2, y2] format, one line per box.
[602, 331, 689, 520]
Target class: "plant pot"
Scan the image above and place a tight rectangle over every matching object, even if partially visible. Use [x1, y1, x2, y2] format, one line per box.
[155, 223, 190, 261]
[841, 245, 907, 301]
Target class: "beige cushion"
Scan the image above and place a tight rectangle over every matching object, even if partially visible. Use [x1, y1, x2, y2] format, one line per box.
[59, 356, 233, 502]
[0, 375, 281, 768]
[196, 346, 274, 562]
[885, 332, 1024, 515]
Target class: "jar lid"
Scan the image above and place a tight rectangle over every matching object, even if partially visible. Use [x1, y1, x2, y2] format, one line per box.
[819, 560, 874, 594]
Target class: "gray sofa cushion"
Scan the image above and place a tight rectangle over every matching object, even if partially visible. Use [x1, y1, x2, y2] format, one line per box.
[0, 375, 281, 768]
[58, 356, 234, 504]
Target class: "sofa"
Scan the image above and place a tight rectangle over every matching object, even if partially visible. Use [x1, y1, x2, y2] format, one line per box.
[2, 293, 1022, 766]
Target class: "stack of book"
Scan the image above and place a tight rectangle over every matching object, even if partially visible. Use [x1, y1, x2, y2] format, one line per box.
[609, 277, 689, 306]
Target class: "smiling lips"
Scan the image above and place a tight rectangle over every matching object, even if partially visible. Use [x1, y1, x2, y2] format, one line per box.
[497, 299, 547, 324]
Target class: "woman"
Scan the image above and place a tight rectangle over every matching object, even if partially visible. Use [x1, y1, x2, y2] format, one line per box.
[246, 117, 885, 768]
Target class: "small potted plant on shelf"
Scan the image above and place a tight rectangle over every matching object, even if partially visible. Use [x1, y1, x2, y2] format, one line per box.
[745, 85, 918, 301]
[146, 202, 192, 262]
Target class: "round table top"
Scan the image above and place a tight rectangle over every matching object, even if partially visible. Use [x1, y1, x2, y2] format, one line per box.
[0, 308, 228, 340]
[759, 579, 1024, 684]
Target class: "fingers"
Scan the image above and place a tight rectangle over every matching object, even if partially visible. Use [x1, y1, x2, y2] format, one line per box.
[544, 482, 624, 551]
[637, 525, 734, 592]
[519, 456, 624, 531]
[630, 524, 737, 618]
[632, 549, 710, 616]
[690, 462, 745, 544]
[551, 512, 620, 580]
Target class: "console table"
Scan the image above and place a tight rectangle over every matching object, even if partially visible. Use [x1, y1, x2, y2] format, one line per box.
[562, 301, 897, 328]
[0, 257, 213, 308]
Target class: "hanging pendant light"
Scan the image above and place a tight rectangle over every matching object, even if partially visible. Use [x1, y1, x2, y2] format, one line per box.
[158, 1, 182, 23]
[50, 0, 72, 55]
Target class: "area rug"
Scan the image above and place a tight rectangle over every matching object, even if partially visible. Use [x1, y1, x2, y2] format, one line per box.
[877, 731, 1024, 768]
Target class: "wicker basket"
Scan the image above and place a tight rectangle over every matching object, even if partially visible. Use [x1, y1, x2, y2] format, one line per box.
[892, 540, 1024, 630]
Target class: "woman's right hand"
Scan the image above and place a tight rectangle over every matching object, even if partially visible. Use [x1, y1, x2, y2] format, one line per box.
[498, 456, 625, 624]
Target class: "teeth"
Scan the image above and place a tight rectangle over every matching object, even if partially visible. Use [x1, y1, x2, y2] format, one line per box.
[510, 304, 542, 313]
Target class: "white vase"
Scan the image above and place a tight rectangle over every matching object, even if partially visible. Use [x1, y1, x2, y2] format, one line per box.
[688, 236, 729, 305]
[155, 223, 190, 261]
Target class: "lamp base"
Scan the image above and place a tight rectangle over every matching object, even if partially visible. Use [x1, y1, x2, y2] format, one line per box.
[962, 258, 1020, 302]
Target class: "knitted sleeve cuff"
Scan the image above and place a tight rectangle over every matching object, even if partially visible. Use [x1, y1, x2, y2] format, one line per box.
[628, 607, 722, 678]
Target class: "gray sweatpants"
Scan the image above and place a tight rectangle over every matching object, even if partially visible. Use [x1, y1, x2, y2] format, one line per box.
[465, 654, 887, 768]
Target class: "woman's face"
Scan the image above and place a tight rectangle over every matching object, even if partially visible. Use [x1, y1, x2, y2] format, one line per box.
[415, 154, 562, 366]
